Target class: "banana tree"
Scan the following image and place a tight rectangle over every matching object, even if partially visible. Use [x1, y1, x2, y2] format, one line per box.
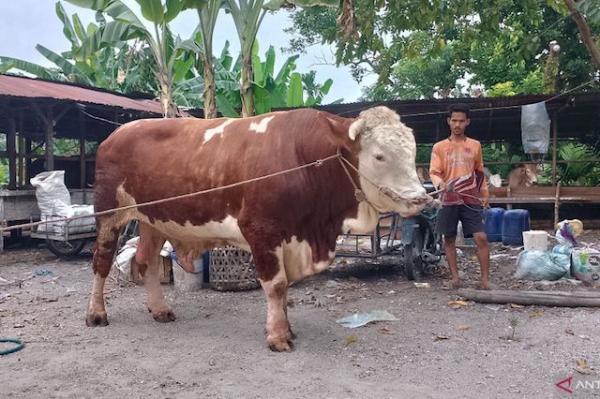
[0, 2, 158, 94]
[182, 0, 226, 119]
[226, 0, 341, 117]
[213, 41, 335, 116]
[65, 0, 201, 117]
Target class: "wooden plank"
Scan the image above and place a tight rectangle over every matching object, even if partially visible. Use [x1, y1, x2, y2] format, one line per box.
[459, 288, 600, 307]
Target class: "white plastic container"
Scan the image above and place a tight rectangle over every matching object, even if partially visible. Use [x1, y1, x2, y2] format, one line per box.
[172, 254, 205, 291]
[522, 230, 549, 251]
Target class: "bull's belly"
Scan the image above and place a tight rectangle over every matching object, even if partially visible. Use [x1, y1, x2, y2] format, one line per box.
[117, 184, 250, 250]
[149, 216, 249, 248]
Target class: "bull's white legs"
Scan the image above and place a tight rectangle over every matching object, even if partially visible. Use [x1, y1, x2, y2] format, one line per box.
[86, 273, 108, 326]
[259, 247, 293, 351]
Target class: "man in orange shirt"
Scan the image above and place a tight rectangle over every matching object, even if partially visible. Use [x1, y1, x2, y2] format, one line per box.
[429, 104, 490, 290]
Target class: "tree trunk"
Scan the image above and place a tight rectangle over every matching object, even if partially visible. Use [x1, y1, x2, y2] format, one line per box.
[202, 54, 217, 119]
[564, 0, 600, 70]
[240, 51, 254, 117]
[337, 0, 358, 40]
[159, 78, 178, 118]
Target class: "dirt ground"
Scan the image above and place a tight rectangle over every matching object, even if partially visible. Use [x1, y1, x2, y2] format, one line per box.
[2, 233, 600, 399]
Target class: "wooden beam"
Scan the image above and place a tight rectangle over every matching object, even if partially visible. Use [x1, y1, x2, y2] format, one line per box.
[7, 118, 17, 190]
[459, 288, 600, 307]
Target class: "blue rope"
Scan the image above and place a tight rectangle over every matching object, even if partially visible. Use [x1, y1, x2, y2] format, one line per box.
[0, 338, 24, 355]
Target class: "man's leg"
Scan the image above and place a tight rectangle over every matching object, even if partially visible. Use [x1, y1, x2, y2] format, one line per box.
[460, 205, 490, 290]
[443, 235, 460, 288]
[437, 206, 460, 288]
[473, 232, 490, 289]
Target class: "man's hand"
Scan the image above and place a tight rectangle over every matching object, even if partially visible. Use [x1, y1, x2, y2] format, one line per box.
[482, 197, 490, 208]
[436, 181, 447, 191]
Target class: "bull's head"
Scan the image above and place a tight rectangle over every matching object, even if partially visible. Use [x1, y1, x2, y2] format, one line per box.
[348, 106, 431, 217]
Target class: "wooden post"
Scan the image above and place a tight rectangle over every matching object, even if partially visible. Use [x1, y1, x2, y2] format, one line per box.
[7, 118, 17, 189]
[554, 181, 561, 228]
[551, 112, 558, 185]
[45, 110, 55, 171]
[18, 136, 26, 187]
[79, 111, 86, 189]
[25, 138, 32, 184]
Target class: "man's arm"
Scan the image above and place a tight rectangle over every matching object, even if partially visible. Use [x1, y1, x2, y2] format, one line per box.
[429, 144, 445, 190]
[475, 143, 490, 206]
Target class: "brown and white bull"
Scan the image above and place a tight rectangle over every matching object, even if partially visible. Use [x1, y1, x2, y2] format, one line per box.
[87, 106, 430, 351]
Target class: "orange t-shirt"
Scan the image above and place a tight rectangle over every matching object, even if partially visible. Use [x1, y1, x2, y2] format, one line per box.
[429, 137, 489, 205]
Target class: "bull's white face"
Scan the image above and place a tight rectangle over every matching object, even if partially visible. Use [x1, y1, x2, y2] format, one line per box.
[349, 107, 429, 217]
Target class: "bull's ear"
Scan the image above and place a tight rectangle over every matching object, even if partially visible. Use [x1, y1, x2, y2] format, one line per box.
[319, 112, 356, 147]
[348, 118, 366, 141]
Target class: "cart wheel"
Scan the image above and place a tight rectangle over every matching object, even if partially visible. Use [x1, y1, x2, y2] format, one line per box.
[404, 229, 424, 281]
[46, 239, 86, 258]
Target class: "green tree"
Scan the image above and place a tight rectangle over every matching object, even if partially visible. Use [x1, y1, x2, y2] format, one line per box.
[286, 1, 599, 99]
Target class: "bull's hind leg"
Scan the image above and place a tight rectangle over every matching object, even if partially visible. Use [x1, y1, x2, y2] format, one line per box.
[254, 246, 292, 352]
[135, 224, 175, 322]
[87, 214, 125, 326]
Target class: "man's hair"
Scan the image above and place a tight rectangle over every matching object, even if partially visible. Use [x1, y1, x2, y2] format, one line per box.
[448, 103, 470, 118]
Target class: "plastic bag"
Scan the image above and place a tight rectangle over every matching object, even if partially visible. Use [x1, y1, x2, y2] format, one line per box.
[571, 248, 600, 283]
[336, 310, 398, 328]
[521, 102, 550, 154]
[30, 170, 72, 217]
[514, 250, 570, 281]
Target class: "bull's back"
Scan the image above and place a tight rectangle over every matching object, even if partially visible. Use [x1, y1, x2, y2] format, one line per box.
[94, 118, 224, 211]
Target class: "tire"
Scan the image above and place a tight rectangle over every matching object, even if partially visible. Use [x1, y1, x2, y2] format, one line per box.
[46, 239, 86, 257]
[404, 227, 424, 281]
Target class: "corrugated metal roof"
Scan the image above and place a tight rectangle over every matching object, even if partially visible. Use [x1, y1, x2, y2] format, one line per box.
[0, 74, 163, 114]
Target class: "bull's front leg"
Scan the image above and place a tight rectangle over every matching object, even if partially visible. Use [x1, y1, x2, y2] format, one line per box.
[256, 246, 293, 352]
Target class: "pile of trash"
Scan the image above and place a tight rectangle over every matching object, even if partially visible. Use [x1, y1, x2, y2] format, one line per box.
[514, 219, 600, 283]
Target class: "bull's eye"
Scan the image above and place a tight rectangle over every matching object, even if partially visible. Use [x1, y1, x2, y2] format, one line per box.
[375, 154, 385, 162]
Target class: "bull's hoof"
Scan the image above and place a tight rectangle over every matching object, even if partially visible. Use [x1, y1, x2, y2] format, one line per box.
[86, 312, 109, 327]
[268, 338, 293, 352]
[152, 309, 176, 323]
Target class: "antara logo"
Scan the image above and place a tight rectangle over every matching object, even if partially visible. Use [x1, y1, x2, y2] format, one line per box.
[555, 375, 573, 394]
[555, 374, 600, 394]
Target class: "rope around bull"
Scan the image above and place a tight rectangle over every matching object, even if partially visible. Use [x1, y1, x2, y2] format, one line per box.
[1, 150, 418, 234]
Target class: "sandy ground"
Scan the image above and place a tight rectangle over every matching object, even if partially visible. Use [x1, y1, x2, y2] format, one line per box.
[1, 234, 600, 399]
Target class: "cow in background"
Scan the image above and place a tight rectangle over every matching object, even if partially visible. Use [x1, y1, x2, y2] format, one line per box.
[87, 107, 431, 351]
[508, 163, 539, 190]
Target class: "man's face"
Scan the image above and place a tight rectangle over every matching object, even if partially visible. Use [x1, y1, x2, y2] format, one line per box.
[447, 111, 470, 136]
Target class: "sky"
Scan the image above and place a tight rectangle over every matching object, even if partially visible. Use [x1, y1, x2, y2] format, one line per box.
[0, 0, 372, 104]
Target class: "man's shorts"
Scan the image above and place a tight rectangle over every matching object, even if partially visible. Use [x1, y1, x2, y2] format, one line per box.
[437, 205, 485, 238]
